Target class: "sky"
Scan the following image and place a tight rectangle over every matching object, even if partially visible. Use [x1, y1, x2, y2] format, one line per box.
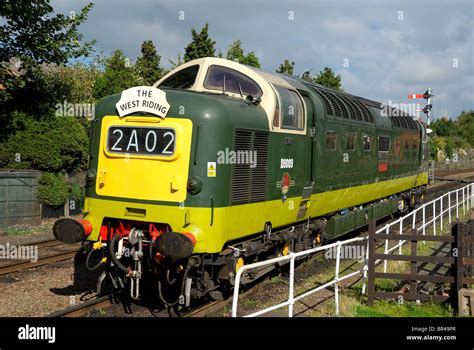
[51, 0, 473, 120]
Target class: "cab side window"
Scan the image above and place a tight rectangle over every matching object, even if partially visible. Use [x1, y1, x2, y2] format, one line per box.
[273, 85, 304, 130]
[346, 133, 356, 151]
[326, 131, 337, 151]
[159, 65, 199, 89]
[204, 65, 263, 98]
[363, 135, 371, 151]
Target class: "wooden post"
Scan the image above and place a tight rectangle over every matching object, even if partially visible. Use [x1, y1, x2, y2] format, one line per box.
[367, 220, 376, 306]
[410, 228, 418, 297]
[456, 221, 465, 294]
[469, 209, 473, 280]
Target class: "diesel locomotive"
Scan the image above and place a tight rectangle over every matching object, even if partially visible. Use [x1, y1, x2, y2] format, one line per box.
[53, 57, 429, 305]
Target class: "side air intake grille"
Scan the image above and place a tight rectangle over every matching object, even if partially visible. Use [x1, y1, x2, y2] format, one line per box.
[305, 83, 374, 123]
[231, 129, 269, 205]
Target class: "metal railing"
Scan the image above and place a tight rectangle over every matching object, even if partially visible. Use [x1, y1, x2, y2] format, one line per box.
[378, 183, 474, 273]
[231, 182, 474, 318]
[231, 236, 369, 317]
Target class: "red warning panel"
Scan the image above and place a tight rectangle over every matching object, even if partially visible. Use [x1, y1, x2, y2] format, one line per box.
[408, 94, 424, 99]
[378, 163, 389, 172]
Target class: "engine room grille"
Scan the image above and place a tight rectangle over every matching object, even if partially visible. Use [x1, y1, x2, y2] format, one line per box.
[305, 83, 374, 124]
[388, 108, 419, 131]
[231, 129, 269, 205]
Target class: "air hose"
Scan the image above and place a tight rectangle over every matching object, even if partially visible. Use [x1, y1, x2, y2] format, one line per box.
[158, 263, 189, 307]
[85, 248, 103, 271]
[109, 234, 129, 273]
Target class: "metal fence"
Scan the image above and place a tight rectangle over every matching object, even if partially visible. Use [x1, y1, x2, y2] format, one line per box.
[231, 236, 369, 317]
[434, 158, 474, 173]
[377, 183, 474, 273]
[231, 182, 474, 317]
[0, 170, 41, 232]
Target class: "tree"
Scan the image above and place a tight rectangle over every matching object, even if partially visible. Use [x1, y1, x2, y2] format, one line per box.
[0, 112, 89, 172]
[168, 53, 184, 69]
[93, 50, 142, 99]
[0, 0, 95, 66]
[184, 23, 216, 62]
[301, 70, 314, 82]
[136, 40, 163, 85]
[456, 111, 474, 146]
[226, 40, 260, 68]
[315, 67, 342, 91]
[276, 59, 295, 75]
[301, 67, 343, 91]
[0, 0, 95, 140]
[431, 117, 454, 137]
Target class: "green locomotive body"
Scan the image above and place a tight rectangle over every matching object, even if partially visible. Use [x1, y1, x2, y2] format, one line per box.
[54, 58, 428, 303]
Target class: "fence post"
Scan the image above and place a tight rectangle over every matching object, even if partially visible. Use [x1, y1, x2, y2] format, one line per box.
[422, 205, 426, 236]
[410, 228, 418, 298]
[367, 220, 376, 306]
[362, 238, 369, 295]
[335, 243, 341, 316]
[456, 190, 459, 219]
[456, 221, 464, 294]
[440, 196, 444, 232]
[288, 253, 295, 317]
[384, 226, 389, 273]
[448, 192, 452, 224]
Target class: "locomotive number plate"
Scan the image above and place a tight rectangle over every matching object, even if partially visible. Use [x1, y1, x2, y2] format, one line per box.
[107, 126, 175, 156]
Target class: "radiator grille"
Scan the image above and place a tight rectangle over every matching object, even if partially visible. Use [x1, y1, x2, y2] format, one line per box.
[231, 129, 269, 205]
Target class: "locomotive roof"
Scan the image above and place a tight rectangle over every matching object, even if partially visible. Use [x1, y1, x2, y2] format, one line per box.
[155, 57, 420, 132]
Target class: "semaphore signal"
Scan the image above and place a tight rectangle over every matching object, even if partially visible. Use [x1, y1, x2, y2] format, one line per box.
[408, 88, 433, 125]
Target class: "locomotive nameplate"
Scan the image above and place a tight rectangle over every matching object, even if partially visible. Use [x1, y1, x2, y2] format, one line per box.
[115, 86, 170, 118]
[107, 126, 176, 156]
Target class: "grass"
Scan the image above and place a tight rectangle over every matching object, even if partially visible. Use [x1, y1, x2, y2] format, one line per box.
[355, 300, 453, 317]
[4, 220, 53, 236]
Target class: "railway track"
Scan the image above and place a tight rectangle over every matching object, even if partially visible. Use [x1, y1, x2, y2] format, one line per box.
[0, 239, 78, 276]
[48, 293, 122, 317]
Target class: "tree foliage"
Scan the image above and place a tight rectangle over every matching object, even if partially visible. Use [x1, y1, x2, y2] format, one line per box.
[226, 40, 260, 68]
[93, 50, 142, 99]
[0, 112, 89, 172]
[276, 59, 295, 75]
[0, 0, 95, 65]
[456, 111, 474, 146]
[301, 67, 342, 91]
[184, 23, 216, 62]
[0, 0, 95, 140]
[429, 113, 473, 160]
[135, 40, 163, 85]
[37, 172, 69, 207]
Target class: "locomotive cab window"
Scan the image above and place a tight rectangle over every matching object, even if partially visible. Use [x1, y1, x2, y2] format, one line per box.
[204, 65, 263, 98]
[346, 133, 356, 151]
[363, 135, 371, 151]
[273, 85, 304, 130]
[159, 65, 199, 89]
[326, 131, 337, 151]
[378, 136, 390, 152]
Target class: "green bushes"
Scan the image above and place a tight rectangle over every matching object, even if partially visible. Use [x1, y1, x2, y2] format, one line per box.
[37, 172, 69, 207]
[0, 113, 89, 172]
